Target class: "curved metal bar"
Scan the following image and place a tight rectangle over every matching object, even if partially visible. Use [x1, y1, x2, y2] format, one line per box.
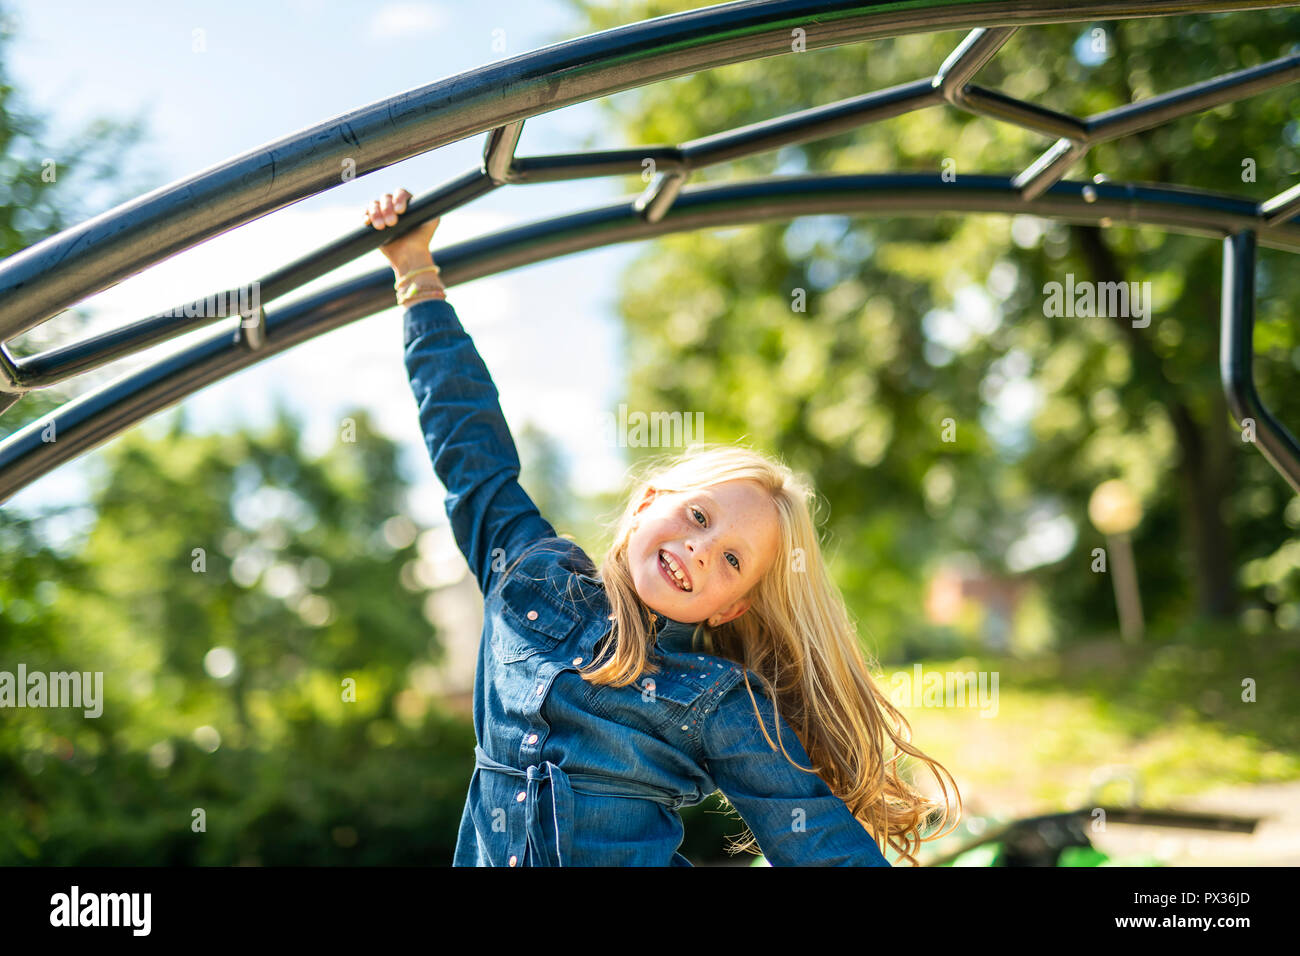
[1220, 230, 1300, 494]
[2, 167, 500, 390]
[6, 171, 1300, 504]
[3, 73, 950, 393]
[0, 0, 1287, 343]
[7, 4, 1300, 399]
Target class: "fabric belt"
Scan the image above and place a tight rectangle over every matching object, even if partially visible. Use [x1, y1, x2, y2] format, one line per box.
[473, 744, 682, 866]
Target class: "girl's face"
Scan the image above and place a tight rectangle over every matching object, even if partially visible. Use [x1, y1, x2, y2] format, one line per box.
[628, 479, 780, 627]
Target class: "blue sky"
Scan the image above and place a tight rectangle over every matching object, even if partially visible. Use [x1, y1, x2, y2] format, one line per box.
[3, 0, 644, 540]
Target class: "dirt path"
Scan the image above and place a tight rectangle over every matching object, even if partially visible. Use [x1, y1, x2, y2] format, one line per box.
[1086, 779, 1300, 866]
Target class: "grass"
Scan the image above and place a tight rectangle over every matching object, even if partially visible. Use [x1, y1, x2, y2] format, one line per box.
[885, 627, 1300, 823]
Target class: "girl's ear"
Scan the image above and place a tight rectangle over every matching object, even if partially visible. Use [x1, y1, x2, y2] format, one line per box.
[633, 485, 660, 517]
[713, 598, 751, 627]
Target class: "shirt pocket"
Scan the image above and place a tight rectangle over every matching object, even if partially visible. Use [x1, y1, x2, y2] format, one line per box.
[491, 572, 581, 664]
[583, 660, 711, 737]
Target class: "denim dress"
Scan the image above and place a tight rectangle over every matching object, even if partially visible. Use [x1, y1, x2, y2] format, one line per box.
[404, 297, 890, 867]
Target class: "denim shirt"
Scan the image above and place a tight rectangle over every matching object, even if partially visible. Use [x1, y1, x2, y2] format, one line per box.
[404, 297, 890, 867]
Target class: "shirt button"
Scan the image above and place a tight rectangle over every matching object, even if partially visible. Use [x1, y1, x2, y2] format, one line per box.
[572, 657, 583, 665]
[681, 724, 690, 731]
[525, 733, 538, 744]
[535, 684, 544, 696]
[527, 610, 538, 620]
[516, 791, 526, 803]
[509, 855, 518, 866]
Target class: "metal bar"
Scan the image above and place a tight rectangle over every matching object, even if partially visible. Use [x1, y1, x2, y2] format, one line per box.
[934, 28, 1089, 144]
[0, 77, 1012, 392]
[510, 148, 687, 184]
[0, 344, 21, 392]
[11, 287, 258, 388]
[0, 80, 945, 393]
[932, 27, 1017, 101]
[681, 79, 942, 167]
[22, 35, 1296, 393]
[1015, 52, 1300, 200]
[7, 171, 1300, 503]
[955, 85, 1089, 139]
[483, 122, 526, 184]
[1098, 807, 1259, 833]
[1261, 181, 1300, 225]
[255, 168, 495, 304]
[0, 346, 21, 418]
[924, 805, 1259, 865]
[635, 172, 688, 223]
[1220, 229, 1300, 494]
[0, 0, 1290, 343]
[1014, 138, 1089, 200]
[5, 169, 497, 391]
[1086, 52, 1300, 141]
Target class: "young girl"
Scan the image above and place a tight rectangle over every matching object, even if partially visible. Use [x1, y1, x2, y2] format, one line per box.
[366, 188, 961, 866]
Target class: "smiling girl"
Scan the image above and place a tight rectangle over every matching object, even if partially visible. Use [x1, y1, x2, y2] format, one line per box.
[368, 188, 961, 866]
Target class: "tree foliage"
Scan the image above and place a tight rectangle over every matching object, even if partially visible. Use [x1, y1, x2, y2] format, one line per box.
[567, 1, 1300, 656]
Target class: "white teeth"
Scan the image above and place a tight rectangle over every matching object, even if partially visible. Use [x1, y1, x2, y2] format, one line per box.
[660, 551, 691, 591]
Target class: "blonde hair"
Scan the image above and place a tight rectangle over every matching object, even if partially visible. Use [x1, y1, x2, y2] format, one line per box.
[581, 441, 961, 865]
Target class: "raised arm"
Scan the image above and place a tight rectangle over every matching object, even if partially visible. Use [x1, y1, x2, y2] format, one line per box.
[404, 298, 559, 596]
[701, 676, 892, 867]
[368, 190, 558, 597]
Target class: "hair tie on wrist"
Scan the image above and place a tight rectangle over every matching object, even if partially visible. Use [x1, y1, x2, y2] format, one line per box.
[397, 282, 446, 305]
[394, 264, 441, 290]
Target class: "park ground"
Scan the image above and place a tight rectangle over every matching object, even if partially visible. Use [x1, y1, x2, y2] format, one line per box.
[895, 632, 1300, 866]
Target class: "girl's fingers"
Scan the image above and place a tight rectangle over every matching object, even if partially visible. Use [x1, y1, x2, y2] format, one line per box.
[364, 190, 422, 230]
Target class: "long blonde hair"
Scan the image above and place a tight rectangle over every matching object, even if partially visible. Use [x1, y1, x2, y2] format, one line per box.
[582, 441, 961, 865]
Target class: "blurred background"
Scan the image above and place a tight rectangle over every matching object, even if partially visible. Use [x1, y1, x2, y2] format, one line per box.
[1, 0, 1298, 865]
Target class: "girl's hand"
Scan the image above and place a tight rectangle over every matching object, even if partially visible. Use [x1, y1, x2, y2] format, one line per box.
[364, 189, 441, 270]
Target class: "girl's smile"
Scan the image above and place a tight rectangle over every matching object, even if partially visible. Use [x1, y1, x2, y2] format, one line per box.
[658, 549, 692, 591]
[630, 479, 780, 627]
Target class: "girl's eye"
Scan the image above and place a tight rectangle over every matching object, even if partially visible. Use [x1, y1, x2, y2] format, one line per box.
[690, 506, 740, 571]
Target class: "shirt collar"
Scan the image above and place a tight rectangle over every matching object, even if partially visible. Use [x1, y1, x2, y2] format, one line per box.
[652, 613, 700, 653]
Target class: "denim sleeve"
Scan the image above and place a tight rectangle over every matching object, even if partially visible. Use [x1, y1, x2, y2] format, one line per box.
[701, 677, 892, 867]
[403, 298, 557, 597]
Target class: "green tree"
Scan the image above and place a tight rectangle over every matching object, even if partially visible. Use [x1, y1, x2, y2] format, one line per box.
[566, 1, 1300, 653]
[1, 404, 481, 864]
